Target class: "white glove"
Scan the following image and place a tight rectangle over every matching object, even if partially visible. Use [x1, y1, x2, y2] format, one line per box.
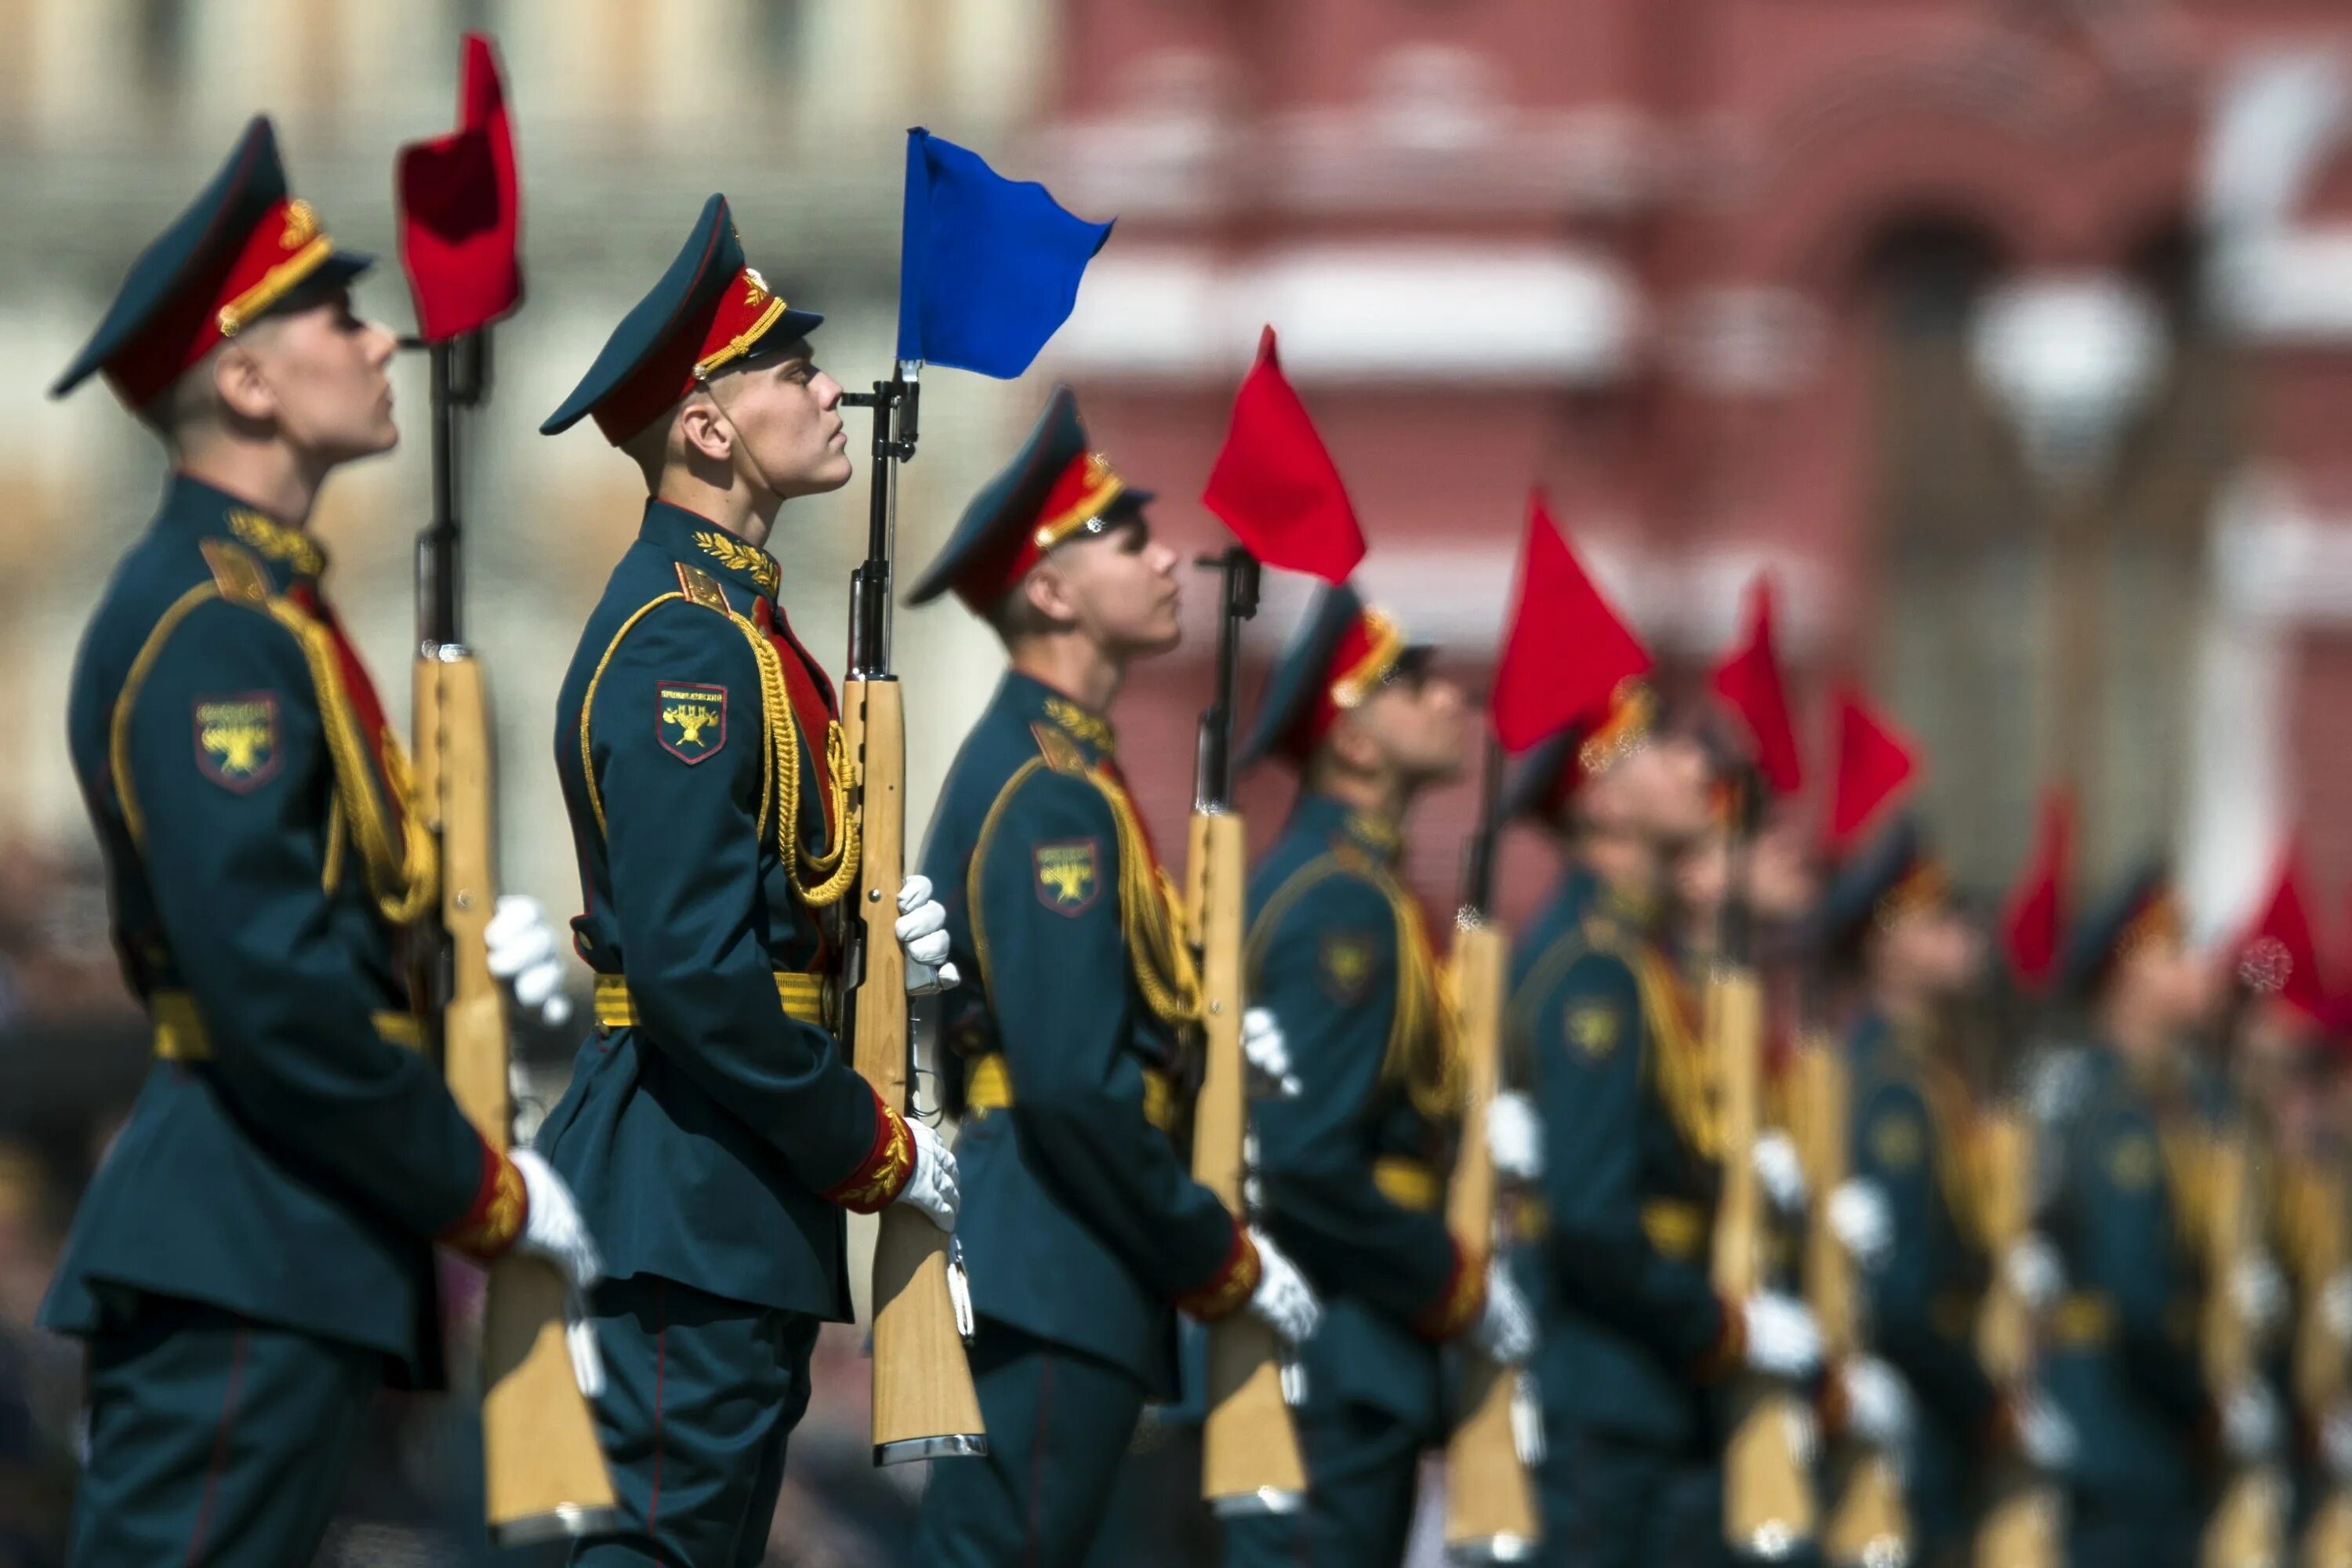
[895, 875, 959, 996]
[1472, 1262, 1538, 1367]
[891, 1117, 960, 1232]
[1839, 1356, 1914, 1450]
[1743, 1291, 1824, 1380]
[510, 1148, 604, 1399]
[2221, 1381, 2284, 1462]
[485, 895, 574, 1029]
[1246, 1229, 1321, 1344]
[2013, 1387, 2078, 1473]
[2327, 1269, 2352, 1344]
[1829, 1179, 1895, 1276]
[2230, 1254, 2288, 1335]
[2325, 1402, 2352, 1482]
[1486, 1091, 1544, 1183]
[1752, 1131, 1808, 1217]
[2004, 1232, 2064, 1312]
[1241, 1007, 1301, 1098]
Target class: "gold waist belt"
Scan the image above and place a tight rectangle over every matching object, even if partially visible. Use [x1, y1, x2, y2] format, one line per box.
[2049, 1292, 2117, 1347]
[151, 989, 421, 1061]
[592, 971, 828, 1029]
[964, 1051, 1178, 1135]
[1640, 1198, 1707, 1259]
[1374, 1156, 1442, 1214]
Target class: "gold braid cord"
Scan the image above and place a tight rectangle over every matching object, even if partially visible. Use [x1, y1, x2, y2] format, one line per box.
[263, 599, 437, 925]
[1083, 763, 1201, 1029]
[720, 610, 859, 908]
[1385, 880, 1465, 1123]
[1631, 943, 1722, 1161]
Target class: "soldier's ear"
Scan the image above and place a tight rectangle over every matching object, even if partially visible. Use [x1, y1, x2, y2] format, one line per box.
[675, 397, 731, 464]
[211, 343, 278, 428]
[1020, 560, 1083, 630]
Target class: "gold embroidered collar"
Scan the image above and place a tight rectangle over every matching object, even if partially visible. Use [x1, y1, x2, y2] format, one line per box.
[226, 508, 325, 579]
[693, 529, 782, 597]
[1044, 695, 1116, 753]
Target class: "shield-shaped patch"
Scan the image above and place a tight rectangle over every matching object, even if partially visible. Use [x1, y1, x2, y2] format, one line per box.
[194, 693, 281, 791]
[1319, 931, 1378, 1006]
[1035, 839, 1100, 915]
[658, 682, 727, 763]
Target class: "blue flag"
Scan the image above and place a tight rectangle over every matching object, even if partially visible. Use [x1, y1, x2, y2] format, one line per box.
[895, 127, 1112, 377]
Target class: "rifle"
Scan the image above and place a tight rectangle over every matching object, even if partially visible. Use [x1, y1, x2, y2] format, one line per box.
[1794, 1036, 1908, 1568]
[1709, 771, 1818, 1559]
[1972, 1106, 2063, 1568]
[1181, 546, 1308, 1514]
[2288, 1156, 2352, 1568]
[836, 365, 988, 1464]
[1443, 734, 1542, 1561]
[410, 331, 617, 1542]
[2201, 1110, 2286, 1568]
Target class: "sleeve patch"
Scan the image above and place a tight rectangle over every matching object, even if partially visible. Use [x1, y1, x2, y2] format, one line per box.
[1034, 839, 1101, 915]
[1319, 931, 1378, 1006]
[193, 693, 281, 790]
[1870, 1111, 1924, 1170]
[2107, 1131, 2158, 1189]
[657, 681, 728, 763]
[1566, 1001, 1619, 1058]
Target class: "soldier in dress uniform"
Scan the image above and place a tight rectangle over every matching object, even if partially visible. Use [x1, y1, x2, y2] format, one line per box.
[1817, 818, 2074, 1568]
[532, 194, 964, 1567]
[1501, 693, 1824, 1568]
[903, 387, 1319, 1568]
[42, 118, 600, 1565]
[1218, 582, 1537, 1568]
[2034, 862, 2276, 1568]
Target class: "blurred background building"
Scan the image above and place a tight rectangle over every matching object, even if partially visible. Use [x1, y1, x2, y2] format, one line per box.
[4, 0, 2352, 1563]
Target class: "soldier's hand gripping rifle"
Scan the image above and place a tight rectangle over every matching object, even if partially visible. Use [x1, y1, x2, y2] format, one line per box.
[1711, 770, 1820, 1561]
[1183, 546, 1309, 1515]
[1443, 735, 1542, 1563]
[397, 34, 616, 1544]
[837, 365, 988, 1465]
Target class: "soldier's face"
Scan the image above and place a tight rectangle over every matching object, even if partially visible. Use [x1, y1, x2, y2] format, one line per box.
[1615, 732, 1713, 846]
[1047, 515, 1183, 657]
[710, 341, 851, 500]
[1356, 667, 1467, 786]
[234, 292, 397, 464]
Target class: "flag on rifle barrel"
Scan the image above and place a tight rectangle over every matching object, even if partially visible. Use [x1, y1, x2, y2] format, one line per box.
[895, 127, 1111, 377]
[1490, 491, 1649, 755]
[1709, 574, 1802, 797]
[1826, 685, 1918, 854]
[396, 33, 521, 342]
[1201, 326, 1366, 582]
[2000, 786, 2074, 995]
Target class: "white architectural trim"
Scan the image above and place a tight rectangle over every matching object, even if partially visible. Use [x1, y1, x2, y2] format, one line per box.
[1046, 243, 1642, 385]
[2213, 228, 2352, 343]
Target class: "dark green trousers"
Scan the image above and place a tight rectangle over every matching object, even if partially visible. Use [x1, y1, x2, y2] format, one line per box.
[67, 1292, 379, 1567]
[1221, 1398, 1427, 1568]
[2066, 1490, 2201, 1568]
[1536, 1425, 1725, 1568]
[570, 1273, 819, 1568]
[913, 1317, 1149, 1568]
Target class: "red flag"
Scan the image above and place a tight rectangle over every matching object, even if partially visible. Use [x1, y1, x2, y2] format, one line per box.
[1201, 326, 1366, 582]
[2000, 786, 2074, 994]
[396, 34, 522, 343]
[2238, 847, 2327, 1025]
[1708, 574, 1802, 795]
[1491, 492, 1651, 754]
[1826, 686, 1918, 852]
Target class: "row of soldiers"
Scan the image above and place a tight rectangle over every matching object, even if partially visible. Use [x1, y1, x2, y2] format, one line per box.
[34, 110, 2352, 1568]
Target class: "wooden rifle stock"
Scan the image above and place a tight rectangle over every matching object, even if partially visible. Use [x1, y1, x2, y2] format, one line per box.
[408, 327, 614, 1543]
[1183, 809, 1307, 1512]
[1973, 1109, 2060, 1568]
[837, 370, 984, 1465]
[841, 676, 987, 1461]
[2201, 1123, 2286, 1568]
[1794, 1042, 1907, 1568]
[1710, 965, 1819, 1558]
[1443, 918, 1541, 1559]
[2289, 1159, 2352, 1568]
